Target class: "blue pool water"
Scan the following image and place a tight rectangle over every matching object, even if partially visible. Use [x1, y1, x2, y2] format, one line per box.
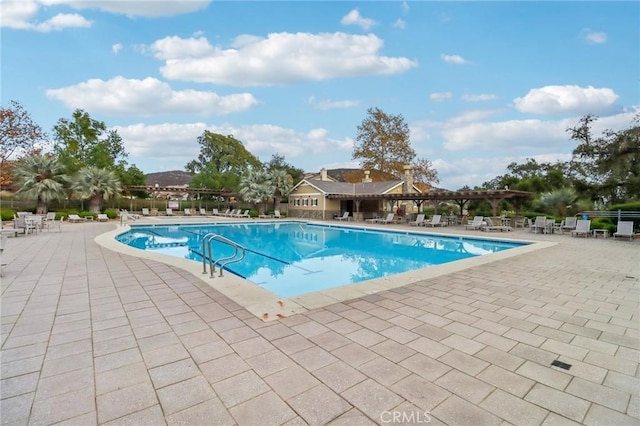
[116, 222, 525, 297]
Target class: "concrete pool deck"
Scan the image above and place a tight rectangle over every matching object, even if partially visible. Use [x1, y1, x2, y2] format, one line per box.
[1, 218, 638, 425]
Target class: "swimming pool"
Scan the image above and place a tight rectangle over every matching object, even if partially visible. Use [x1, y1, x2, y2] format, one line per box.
[115, 222, 526, 298]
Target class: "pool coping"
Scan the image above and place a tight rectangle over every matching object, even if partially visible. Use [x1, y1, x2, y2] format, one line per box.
[95, 219, 556, 321]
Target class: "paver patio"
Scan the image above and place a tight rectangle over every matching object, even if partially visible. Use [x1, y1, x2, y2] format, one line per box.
[1, 219, 638, 425]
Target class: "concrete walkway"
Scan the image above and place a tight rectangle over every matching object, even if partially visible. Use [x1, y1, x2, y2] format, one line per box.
[1, 221, 638, 425]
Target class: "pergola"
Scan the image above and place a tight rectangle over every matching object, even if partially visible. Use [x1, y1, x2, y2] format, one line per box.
[326, 189, 534, 217]
[124, 185, 235, 199]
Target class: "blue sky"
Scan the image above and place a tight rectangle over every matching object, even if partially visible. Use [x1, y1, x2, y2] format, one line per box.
[3, 1, 639, 189]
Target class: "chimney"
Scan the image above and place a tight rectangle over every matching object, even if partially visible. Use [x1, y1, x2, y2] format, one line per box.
[320, 168, 328, 181]
[362, 170, 372, 183]
[403, 164, 414, 193]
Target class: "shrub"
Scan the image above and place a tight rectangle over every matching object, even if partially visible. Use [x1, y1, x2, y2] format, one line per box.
[590, 218, 616, 233]
[609, 201, 640, 211]
[0, 209, 16, 221]
[104, 209, 119, 219]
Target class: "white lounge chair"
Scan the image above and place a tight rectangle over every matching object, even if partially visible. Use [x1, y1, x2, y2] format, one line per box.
[199, 208, 207, 215]
[166, 208, 173, 216]
[483, 217, 511, 232]
[570, 219, 591, 238]
[613, 221, 634, 241]
[377, 213, 396, 224]
[238, 209, 250, 218]
[424, 214, 444, 227]
[530, 216, 548, 234]
[225, 209, 237, 217]
[184, 208, 192, 216]
[211, 209, 220, 216]
[273, 210, 282, 219]
[97, 214, 109, 222]
[464, 216, 484, 230]
[68, 214, 86, 223]
[142, 208, 150, 216]
[560, 217, 577, 234]
[335, 212, 350, 221]
[409, 214, 425, 226]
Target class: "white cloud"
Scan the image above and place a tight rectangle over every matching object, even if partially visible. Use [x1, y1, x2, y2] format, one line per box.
[430, 92, 452, 102]
[581, 28, 608, 44]
[440, 54, 469, 64]
[152, 33, 417, 86]
[112, 43, 123, 55]
[308, 97, 360, 110]
[46, 76, 258, 116]
[462, 93, 498, 102]
[114, 122, 353, 167]
[402, 1, 410, 13]
[392, 19, 406, 29]
[45, 0, 211, 18]
[340, 9, 376, 30]
[1, 0, 209, 31]
[448, 109, 501, 124]
[513, 85, 619, 115]
[1, 0, 92, 31]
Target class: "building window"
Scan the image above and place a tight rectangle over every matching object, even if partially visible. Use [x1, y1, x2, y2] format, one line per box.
[302, 198, 309, 206]
[294, 198, 300, 206]
[311, 198, 318, 207]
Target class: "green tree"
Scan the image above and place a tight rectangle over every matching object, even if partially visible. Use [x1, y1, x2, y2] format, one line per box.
[12, 154, 67, 214]
[239, 168, 273, 214]
[266, 153, 304, 185]
[569, 114, 640, 204]
[53, 109, 127, 174]
[73, 167, 121, 213]
[186, 131, 262, 192]
[536, 188, 579, 217]
[352, 107, 415, 178]
[116, 164, 148, 199]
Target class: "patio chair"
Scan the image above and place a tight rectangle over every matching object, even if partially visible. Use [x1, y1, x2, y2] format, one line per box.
[273, 210, 282, 219]
[464, 216, 484, 230]
[613, 221, 634, 241]
[142, 208, 150, 216]
[166, 208, 173, 216]
[225, 209, 237, 217]
[560, 217, 577, 234]
[409, 214, 425, 226]
[570, 219, 591, 238]
[423, 214, 444, 227]
[97, 214, 109, 222]
[219, 209, 230, 216]
[238, 209, 250, 218]
[184, 208, 192, 216]
[335, 212, 350, 221]
[483, 217, 511, 232]
[199, 208, 207, 215]
[530, 216, 548, 234]
[211, 209, 220, 216]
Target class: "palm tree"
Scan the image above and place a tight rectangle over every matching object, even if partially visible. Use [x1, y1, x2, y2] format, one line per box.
[537, 188, 579, 217]
[73, 166, 121, 213]
[239, 169, 273, 215]
[13, 154, 67, 214]
[270, 169, 294, 212]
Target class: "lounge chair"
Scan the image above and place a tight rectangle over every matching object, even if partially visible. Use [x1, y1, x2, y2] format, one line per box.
[613, 221, 634, 241]
[68, 214, 86, 223]
[273, 210, 282, 219]
[142, 208, 150, 216]
[570, 219, 591, 238]
[377, 213, 396, 224]
[483, 217, 511, 232]
[199, 208, 207, 215]
[424, 214, 444, 227]
[225, 209, 237, 217]
[464, 216, 484, 230]
[238, 209, 250, 218]
[184, 208, 192, 216]
[166, 208, 173, 216]
[219, 209, 229, 216]
[211, 209, 220, 216]
[97, 214, 109, 222]
[335, 212, 350, 221]
[409, 214, 426, 226]
[560, 217, 577, 234]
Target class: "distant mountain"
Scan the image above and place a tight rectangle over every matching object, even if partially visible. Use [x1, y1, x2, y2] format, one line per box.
[145, 170, 192, 187]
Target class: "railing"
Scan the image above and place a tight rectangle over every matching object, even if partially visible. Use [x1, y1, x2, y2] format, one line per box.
[201, 233, 246, 278]
[577, 210, 640, 221]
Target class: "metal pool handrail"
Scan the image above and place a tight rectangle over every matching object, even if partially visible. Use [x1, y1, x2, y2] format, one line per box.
[201, 233, 246, 278]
